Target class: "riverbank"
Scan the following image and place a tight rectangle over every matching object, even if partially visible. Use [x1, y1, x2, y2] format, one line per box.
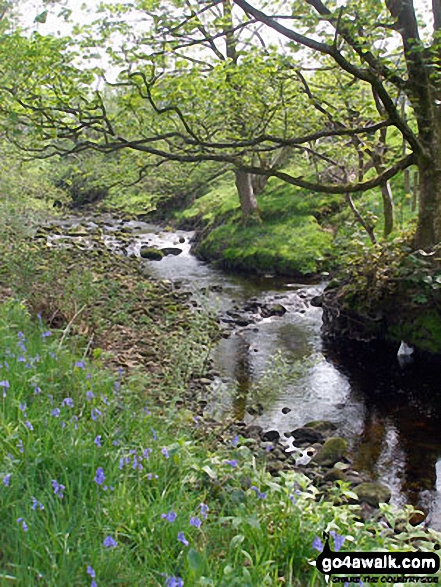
[1, 199, 440, 586]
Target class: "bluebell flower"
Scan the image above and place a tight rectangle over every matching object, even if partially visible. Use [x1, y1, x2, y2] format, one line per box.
[151, 428, 157, 441]
[251, 486, 267, 499]
[91, 408, 102, 421]
[17, 439, 24, 453]
[143, 405, 151, 415]
[312, 536, 323, 552]
[31, 496, 44, 510]
[62, 398, 74, 408]
[200, 503, 209, 519]
[289, 494, 297, 504]
[177, 532, 189, 546]
[94, 435, 102, 447]
[0, 380, 10, 390]
[165, 576, 184, 587]
[42, 331, 52, 338]
[161, 511, 177, 523]
[34, 386, 41, 395]
[94, 467, 105, 485]
[17, 356, 26, 363]
[19, 403, 27, 412]
[101, 396, 109, 405]
[17, 517, 28, 531]
[161, 447, 169, 459]
[75, 361, 86, 369]
[51, 408, 60, 418]
[103, 535, 117, 548]
[330, 530, 346, 552]
[225, 459, 237, 468]
[3, 473, 11, 486]
[143, 448, 152, 459]
[25, 420, 34, 431]
[51, 479, 65, 499]
[86, 391, 94, 401]
[231, 435, 239, 447]
[87, 565, 95, 578]
[190, 516, 201, 528]
[146, 473, 158, 480]
[17, 332, 25, 340]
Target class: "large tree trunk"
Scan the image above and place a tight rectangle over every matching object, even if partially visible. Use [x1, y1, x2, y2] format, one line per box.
[235, 170, 259, 219]
[380, 181, 394, 238]
[415, 155, 441, 249]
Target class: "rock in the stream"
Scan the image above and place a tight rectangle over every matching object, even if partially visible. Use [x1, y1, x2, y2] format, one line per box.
[290, 427, 325, 446]
[354, 482, 391, 507]
[261, 430, 280, 443]
[260, 303, 287, 318]
[140, 247, 164, 261]
[304, 420, 338, 434]
[312, 436, 348, 467]
[281, 407, 291, 414]
[161, 247, 183, 256]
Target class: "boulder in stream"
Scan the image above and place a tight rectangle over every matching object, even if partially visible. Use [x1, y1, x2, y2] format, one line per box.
[161, 247, 183, 256]
[140, 247, 164, 261]
[312, 436, 348, 467]
[354, 482, 391, 507]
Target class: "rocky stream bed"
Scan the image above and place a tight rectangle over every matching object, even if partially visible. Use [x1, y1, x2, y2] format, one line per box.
[33, 212, 441, 531]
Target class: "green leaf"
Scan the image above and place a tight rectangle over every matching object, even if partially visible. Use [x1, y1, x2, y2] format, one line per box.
[187, 548, 204, 573]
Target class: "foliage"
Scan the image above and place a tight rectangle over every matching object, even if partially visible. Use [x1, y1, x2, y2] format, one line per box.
[1, 299, 440, 586]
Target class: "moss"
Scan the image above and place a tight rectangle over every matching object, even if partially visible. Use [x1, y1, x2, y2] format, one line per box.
[388, 311, 441, 354]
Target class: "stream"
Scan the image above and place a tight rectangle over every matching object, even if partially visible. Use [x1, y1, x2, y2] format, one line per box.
[44, 213, 441, 530]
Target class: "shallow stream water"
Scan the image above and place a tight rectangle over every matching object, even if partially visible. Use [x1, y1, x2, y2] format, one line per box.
[46, 213, 441, 529]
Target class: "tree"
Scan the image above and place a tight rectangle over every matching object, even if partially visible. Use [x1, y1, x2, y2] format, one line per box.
[231, 0, 440, 249]
[0, 0, 435, 244]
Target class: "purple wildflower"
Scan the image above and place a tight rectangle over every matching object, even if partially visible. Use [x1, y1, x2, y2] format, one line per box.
[51, 479, 65, 499]
[289, 494, 297, 504]
[62, 398, 74, 408]
[51, 408, 60, 417]
[25, 420, 34, 431]
[86, 391, 94, 401]
[91, 408, 102, 421]
[94, 467, 105, 485]
[151, 428, 157, 441]
[143, 448, 152, 459]
[312, 536, 323, 552]
[103, 535, 117, 548]
[101, 396, 109, 405]
[190, 516, 201, 528]
[225, 459, 237, 468]
[17, 332, 25, 340]
[146, 473, 158, 480]
[87, 566, 95, 578]
[31, 496, 44, 510]
[3, 473, 11, 486]
[165, 577, 184, 587]
[177, 531, 189, 546]
[231, 435, 239, 447]
[17, 517, 28, 531]
[34, 386, 41, 395]
[41, 331, 52, 338]
[161, 511, 177, 523]
[330, 530, 346, 552]
[161, 447, 169, 459]
[75, 361, 86, 369]
[17, 439, 24, 453]
[19, 402, 27, 412]
[251, 486, 267, 499]
[94, 435, 102, 447]
[200, 503, 209, 519]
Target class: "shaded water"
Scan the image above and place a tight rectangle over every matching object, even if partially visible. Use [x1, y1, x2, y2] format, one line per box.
[47, 214, 441, 529]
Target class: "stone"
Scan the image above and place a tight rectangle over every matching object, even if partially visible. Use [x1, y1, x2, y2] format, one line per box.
[261, 430, 280, 443]
[260, 303, 287, 318]
[323, 468, 347, 483]
[312, 436, 348, 467]
[290, 427, 325, 446]
[304, 420, 338, 434]
[354, 482, 391, 507]
[161, 247, 182, 256]
[267, 459, 284, 475]
[244, 425, 263, 439]
[281, 407, 291, 414]
[140, 247, 164, 261]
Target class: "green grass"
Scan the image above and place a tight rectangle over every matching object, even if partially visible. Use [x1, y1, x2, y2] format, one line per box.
[1, 300, 439, 587]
